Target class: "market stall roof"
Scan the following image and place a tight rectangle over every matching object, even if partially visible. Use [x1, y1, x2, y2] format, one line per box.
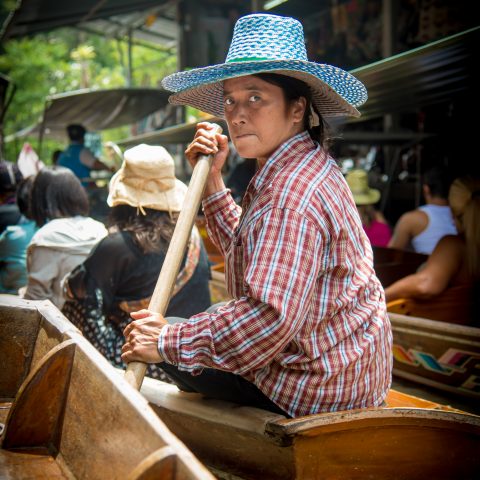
[117, 26, 477, 148]
[116, 116, 228, 147]
[5, 87, 172, 142]
[0, 0, 177, 47]
[351, 26, 478, 122]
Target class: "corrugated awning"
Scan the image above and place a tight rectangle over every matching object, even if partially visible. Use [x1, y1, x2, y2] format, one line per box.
[351, 26, 478, 122]
[117, 27, 478, 147]
[0, 0, 177, 47]
[116, 116, 227, 147]
[5, 87, 171, 141]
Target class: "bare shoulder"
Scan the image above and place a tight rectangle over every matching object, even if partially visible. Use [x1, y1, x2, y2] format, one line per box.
[395, 209, 428, 233]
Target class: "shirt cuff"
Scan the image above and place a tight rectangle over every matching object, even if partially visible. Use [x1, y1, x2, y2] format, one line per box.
[157, 323, 182, 365]
[202, 189, 232, 216]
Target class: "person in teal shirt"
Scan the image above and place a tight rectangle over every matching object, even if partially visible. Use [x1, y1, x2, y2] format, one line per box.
[0, 176, 37, 294]
[57, 124, 112, 183]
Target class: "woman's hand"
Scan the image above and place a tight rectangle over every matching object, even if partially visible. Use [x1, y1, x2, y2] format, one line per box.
[121, 309, 168, 364]
[185, 122, 229, 197]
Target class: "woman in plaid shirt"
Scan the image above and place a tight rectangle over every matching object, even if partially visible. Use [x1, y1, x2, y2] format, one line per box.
[122, 14, 392, 418]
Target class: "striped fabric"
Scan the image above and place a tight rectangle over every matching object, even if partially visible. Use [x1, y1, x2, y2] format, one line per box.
[158, 132, 392, 418]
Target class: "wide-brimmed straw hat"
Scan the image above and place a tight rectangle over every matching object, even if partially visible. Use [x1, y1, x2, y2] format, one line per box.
[346, 169, 381, 206]
[162, 13, 367, 118]
[107, 144, 186, 214]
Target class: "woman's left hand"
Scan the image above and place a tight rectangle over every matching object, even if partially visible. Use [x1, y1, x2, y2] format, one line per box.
[121, 309, 168, 364]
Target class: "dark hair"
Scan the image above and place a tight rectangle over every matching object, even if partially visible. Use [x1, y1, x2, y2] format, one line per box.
[16, 176, 35, 218]
[52, 149, 63, 165]
[253, 73, 331, 150]
[30, 166, 89, 226]
[108, 205, 178, 254]
[357, 204, 376, 228]
[67, 124, 86, 142]
[422, 166, 454, 199]
[0, 160, 23, 195]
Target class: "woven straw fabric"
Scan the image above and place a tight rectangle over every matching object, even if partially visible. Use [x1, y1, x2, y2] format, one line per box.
[225, 14, 308, 62]
[161, 14, 367, 118]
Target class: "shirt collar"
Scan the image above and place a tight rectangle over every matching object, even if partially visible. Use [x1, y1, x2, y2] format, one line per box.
[250, 131, 316, 194]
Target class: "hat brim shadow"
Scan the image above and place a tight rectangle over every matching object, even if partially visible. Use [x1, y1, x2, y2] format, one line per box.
[164, 60, 367, 118]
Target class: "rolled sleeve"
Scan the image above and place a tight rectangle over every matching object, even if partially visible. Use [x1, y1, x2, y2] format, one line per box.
[157, 323, 182, 365]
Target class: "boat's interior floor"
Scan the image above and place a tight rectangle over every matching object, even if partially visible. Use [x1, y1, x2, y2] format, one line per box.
[392, 377, 480, 415]
[0, 448, 69, 480]
[1, 401, 69, 480]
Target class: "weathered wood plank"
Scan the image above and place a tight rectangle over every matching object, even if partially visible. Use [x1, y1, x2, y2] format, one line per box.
[0, 449, 71, 480]
[3, 340, 75, 450]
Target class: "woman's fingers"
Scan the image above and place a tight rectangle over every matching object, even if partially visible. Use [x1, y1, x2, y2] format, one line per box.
[130, 309, 154, 319]
[122, 311, 168, 364]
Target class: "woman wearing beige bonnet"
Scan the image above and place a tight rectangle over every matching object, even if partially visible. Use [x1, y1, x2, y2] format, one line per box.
[62, 144, 211, 380]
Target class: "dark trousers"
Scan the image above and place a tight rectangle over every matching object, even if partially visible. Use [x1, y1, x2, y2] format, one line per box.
[159, 361, 289, 417]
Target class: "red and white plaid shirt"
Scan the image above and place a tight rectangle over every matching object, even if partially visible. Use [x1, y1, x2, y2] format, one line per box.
[159, 132, 392, 417]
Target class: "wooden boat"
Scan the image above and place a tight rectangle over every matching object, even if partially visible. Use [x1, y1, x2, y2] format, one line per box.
[0, 295, 214, 480]
[140, 375, 480, 479]
[389, 311, 480, 400]
[3, 296, 479, 479]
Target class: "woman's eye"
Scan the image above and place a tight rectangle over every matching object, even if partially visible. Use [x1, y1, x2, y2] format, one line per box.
[249, 95, 260, 102]
[224, 98, 234, 106]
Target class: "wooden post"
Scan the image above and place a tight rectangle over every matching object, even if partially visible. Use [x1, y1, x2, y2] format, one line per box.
[124, 124, 222, 390]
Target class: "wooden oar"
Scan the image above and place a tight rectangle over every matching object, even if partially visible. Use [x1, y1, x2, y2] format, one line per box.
[124, 123, 222, 391]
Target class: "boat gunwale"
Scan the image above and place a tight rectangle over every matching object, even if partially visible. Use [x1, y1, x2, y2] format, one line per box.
[265, 405, 480, 438]
[389, 311, 480, 338]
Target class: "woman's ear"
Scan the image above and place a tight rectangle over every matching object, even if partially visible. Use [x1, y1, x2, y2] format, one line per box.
[292, 96, 307, 123]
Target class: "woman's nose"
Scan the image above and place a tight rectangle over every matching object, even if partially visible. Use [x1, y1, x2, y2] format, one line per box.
[228, 103, 247, 125]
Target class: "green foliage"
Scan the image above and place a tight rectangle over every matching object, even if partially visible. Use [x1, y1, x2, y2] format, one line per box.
[0, 27, 177, 163]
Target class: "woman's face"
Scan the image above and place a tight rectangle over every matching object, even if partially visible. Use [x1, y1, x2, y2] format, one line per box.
[223, 75, 306, 166]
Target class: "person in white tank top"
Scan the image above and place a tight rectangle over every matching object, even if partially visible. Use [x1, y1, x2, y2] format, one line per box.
[388, 166, 457, 254]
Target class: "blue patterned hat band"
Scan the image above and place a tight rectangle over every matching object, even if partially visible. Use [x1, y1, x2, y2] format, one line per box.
[162, 14, 368, 118]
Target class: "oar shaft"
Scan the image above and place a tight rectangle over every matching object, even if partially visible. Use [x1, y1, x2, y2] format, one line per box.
[125, 125, 221, 390]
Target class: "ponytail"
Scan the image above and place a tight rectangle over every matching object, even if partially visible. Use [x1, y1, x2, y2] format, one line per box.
[462, 193, 480, 278]
[449, 177, 480, 279]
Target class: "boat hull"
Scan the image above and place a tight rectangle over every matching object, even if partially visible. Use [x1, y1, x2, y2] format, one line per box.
[390, 312, 480, 399]
[140, 376, 480, 480]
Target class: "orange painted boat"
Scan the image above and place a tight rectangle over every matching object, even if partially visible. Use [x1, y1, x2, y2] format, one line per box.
[389, 310, 480, 400]
[140, 373, 480, 480]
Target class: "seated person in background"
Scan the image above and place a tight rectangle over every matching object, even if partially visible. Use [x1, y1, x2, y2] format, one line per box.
[385, 175, 480, 319]
[0, 176, 37, 293]
[57, 124, 113, 182]
[22, 167, 107, 308]
[62, 144, 211, 380]
[388, 166, 457, 254]
[0, 160, 24, 234]
[346, 169, 392, 247]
